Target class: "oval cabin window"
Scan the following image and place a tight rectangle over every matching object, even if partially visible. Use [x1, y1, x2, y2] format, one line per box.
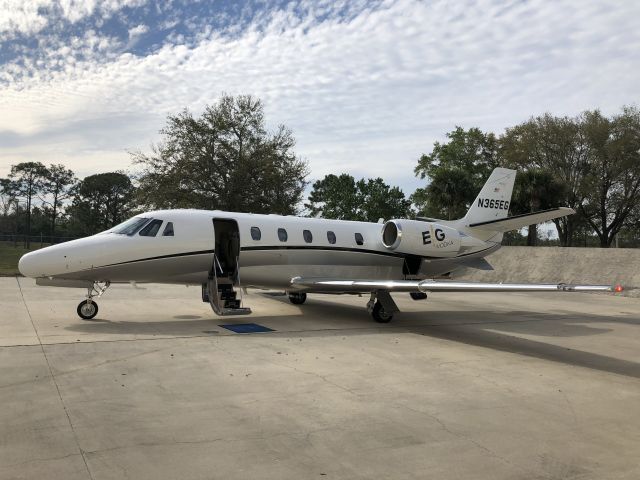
[303, 229, 313, 243]
[250, 226, 261, 241]
[278, 228, 288, 242]
[355, 232, 364, 245]
[327, 231, 336, 244]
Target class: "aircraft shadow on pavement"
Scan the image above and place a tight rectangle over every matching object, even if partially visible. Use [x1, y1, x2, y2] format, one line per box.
[65, 295, 640, 379]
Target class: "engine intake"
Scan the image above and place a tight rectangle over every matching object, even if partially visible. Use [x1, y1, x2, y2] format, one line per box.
[381, 219, 461, 257]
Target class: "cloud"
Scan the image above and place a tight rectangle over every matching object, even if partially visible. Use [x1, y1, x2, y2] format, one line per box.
[128, 24, 149, 38]
[0, 0, 639, 193]
[0, 0, 51, 38]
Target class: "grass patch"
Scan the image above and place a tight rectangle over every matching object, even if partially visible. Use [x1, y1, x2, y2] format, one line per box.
[0, 243, 47, 276]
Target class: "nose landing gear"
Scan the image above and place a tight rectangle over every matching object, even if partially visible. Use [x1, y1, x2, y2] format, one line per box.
[77, 282, 110, 320]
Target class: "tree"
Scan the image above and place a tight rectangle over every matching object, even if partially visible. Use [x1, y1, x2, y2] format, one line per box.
[39, 164, 76, 236]
[0, 178, 16, 218]
[357, 178, 413, 222]
[306, 174, 412, 221]
[411, 168, 476, 220]
[8, 162, 47, 246]
[306, 174, 359, 220]
[579, 107, 640, 247]
[132, 94, 308, 214]
[510, 169, 566, 245]
[499, 114, 589, 246]
[68, 172, 135, 235]
[413, 127, 498, 219]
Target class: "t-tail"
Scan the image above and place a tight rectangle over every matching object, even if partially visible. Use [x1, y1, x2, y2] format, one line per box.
[464, 168, 516, 226]
[455, 168, 575, 240]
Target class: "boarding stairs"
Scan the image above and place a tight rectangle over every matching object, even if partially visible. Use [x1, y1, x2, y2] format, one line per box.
[203, 255, 251, 316]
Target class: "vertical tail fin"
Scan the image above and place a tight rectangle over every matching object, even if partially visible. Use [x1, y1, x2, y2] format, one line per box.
[463, 168, 516, 225]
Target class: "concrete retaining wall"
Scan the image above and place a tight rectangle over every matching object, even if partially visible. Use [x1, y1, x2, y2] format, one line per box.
[456, 246, 640, 296]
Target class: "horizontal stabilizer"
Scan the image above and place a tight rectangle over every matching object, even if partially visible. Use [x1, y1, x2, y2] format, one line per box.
[290, 277, 616, 294]
[460, 257, 494, 271]
[468, 207, 575, 232]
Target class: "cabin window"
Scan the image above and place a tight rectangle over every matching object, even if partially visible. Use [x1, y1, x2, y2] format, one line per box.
[303, 229, 313, 243]
[327, 231, 336, 244]
[278, 228, 288, 242]
[162, 222, 174, 236]
[250, 226, 261, 241]
[355, 232, 364, 245]
[112, 217, 150, 236]
[139, 219, 163, 237]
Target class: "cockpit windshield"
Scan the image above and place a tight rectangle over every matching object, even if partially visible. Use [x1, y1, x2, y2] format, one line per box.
[111, 217, 151, 236]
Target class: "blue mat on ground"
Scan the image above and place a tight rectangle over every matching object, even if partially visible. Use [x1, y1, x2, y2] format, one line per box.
[219, 323, 274, 334]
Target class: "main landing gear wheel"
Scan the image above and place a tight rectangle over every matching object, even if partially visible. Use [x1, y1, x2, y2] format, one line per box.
[288, 292, 307, 305]
[410, 292, 428, 300]
[77, 300, 98, 320]
[372, 301, 393, 323]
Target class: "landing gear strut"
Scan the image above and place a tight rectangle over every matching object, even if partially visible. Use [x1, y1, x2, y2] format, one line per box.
[77, 282, 110, 320]
[288, 292, 307, 305]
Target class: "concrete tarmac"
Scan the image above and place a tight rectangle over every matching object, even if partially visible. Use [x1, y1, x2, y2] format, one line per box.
[1, 276, 639, 479]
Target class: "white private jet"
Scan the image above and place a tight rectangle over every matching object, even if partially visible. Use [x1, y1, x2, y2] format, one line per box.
[18, 168, 621, 322]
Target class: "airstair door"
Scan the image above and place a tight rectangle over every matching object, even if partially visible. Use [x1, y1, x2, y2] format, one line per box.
[213, 218, 240, 282]
[203, 218, 251, 316]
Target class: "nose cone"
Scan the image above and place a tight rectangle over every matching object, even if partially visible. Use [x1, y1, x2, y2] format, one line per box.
[19, 244, 70, 278]
[18, 250, 41, 278]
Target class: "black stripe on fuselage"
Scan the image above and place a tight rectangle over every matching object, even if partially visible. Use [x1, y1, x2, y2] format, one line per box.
[240, 245, 406, 258]
[76, 244, 497, 273]
[98, 249, 215, 269]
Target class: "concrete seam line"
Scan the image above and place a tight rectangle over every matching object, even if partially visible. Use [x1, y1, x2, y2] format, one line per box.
[15, 276, 95, 480]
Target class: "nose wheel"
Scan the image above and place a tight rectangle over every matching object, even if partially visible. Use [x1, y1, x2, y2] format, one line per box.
[77, 300, 98, 320]
[77, 281, 109, 320]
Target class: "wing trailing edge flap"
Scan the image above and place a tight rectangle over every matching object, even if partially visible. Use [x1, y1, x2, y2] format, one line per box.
[468, 207, 575, 232]
[289, 276, 615, 293]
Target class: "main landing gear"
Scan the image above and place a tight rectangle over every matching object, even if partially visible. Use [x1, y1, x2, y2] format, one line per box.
[288, 292, 307, 305]
[77, 282, 110, 320]
[367, 291, 399, 323]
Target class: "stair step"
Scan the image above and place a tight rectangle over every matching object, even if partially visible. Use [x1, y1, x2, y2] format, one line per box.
[219, 291, 237, 301]
[220, 307, 252, 316]
[224, 300, 241, 309]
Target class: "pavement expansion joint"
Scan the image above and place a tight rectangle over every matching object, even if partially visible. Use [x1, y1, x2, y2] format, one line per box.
[15, 277, 96, 480]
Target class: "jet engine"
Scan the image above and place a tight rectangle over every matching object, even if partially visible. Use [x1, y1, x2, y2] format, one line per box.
[381, 219, 462, 257]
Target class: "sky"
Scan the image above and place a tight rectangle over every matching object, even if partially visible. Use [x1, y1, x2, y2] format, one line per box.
[1, 0, 639, 197]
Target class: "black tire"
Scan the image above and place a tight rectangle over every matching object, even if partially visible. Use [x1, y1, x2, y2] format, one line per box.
[410, 292, 428, 300]
[77, 300, 98, 320]
[288, 292, 307, 305]
[372, 301, 393, 323]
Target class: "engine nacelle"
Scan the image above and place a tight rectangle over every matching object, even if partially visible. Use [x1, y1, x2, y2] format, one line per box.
[381, 219, 461, 257]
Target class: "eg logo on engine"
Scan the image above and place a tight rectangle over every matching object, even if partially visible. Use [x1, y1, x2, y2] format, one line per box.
[422, 227, 452, 248]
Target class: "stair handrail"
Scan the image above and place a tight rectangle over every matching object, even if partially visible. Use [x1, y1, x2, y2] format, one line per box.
[235, 255, 243, 307]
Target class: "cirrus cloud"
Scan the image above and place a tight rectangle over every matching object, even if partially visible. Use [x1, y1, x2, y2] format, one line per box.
[0, 0, 639, 195]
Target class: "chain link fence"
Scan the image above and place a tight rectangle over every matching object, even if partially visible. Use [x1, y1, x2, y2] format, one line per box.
[0, 233, 83, 249]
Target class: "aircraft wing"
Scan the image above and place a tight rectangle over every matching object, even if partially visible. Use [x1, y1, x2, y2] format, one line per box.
[468, 207, 575, 232]
[290, 277, 618, 293]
